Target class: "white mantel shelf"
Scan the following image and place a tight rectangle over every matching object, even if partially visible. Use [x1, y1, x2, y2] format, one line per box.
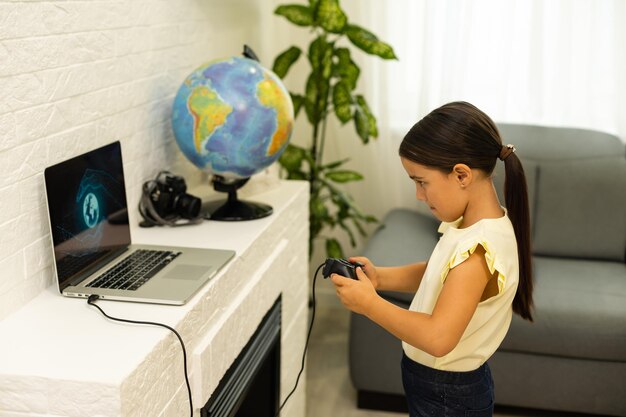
[0, 180, 310, 417]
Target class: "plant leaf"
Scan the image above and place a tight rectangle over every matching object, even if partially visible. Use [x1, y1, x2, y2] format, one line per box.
[332, 81, 352, 124]
[290, 93, 304, 117]
[316, 0, 347, 33]
[310, 194, 329, 219]
[279, 143, 306, 172]
[355, 95, 378, 138]
[322, 180, 363, 216]
[304, 75, 318, 124]
[326, 170, 363, 183]
[345, 24, 398, 60]
[311, 220, 323, 245]
[306, 37, 333, 123]
[350, 216, 367, 237]
[275, 5, 314, 27]
[308, 35, 333, 78]
[304, 72, 330, 125]
[326, 238, 344, 259]
[331, 193, 349, 218]
[287, 171, 308, 180]
[333, 48, 360, 90]
[338, 220, 357, 247]
[309, 0, 320, 23]
[353, 104, 370, 144]
[323, 178, 375, 224]
[272, 46, 302, 78]
[321, 158, 350, 170]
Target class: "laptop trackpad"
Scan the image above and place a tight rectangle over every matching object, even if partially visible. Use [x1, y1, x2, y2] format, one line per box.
[163, 265, 210, 280]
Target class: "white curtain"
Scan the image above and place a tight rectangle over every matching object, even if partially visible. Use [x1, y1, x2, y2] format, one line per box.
[327, 0, 626, 221]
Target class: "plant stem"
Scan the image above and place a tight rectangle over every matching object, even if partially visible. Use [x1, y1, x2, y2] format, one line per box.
[317, 110, 329, 165]
[310, 121, 319, 184]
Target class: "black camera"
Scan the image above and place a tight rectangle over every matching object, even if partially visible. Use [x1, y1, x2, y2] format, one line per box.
[139, 171, 202, 227]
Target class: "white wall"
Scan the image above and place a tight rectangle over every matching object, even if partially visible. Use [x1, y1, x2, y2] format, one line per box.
[0, 0, 285, 320]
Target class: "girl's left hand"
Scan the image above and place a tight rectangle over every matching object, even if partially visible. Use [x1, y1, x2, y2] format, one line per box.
[330, 266, 378, 315]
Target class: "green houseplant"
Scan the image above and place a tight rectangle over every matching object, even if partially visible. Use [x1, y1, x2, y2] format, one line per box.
[271, 0, 397, 258]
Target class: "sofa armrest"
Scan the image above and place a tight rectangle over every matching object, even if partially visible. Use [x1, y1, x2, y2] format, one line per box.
[363, 209, 439, 266]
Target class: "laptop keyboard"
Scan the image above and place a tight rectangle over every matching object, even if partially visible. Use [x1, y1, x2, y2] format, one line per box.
[87, 249, 181, 291]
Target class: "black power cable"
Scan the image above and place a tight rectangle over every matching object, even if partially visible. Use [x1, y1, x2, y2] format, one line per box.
[87, 295, 193, 417]
[86, 262, 325, 417]
[274, 262, 325, 417]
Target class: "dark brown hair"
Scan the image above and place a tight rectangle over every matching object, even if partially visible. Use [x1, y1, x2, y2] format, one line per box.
[399, 101, 534, 321]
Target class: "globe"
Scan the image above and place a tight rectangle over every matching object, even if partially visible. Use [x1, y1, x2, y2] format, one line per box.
[171, 55, 294, 179]
[171, 53, 294, 221]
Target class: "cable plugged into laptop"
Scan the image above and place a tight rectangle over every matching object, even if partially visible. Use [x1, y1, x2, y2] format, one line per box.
[85, 259, 338, 417]
[86, 295, 193, 417]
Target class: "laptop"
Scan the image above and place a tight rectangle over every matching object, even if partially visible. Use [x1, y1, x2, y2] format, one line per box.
[44, 141, 235, 305]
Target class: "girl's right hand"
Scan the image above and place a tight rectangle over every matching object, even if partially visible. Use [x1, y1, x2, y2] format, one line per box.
[348, 256, 380, 289]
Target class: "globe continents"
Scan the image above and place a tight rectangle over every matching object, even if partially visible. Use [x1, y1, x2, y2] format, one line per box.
[171, 56, 294, 180]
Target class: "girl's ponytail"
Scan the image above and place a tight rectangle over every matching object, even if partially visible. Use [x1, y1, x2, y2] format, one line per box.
[501, 149, 534, 321]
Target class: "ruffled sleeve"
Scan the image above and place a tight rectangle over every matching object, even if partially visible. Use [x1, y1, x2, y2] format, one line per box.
[439, 237, 506, 294]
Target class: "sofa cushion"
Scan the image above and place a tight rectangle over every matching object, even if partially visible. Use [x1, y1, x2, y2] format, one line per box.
[362, 209, 439, 305]
[497, 124, 625, 160]
[496, 122, 626, 262]
[500, 256, 626, 362]
[532, 157, 626, 261]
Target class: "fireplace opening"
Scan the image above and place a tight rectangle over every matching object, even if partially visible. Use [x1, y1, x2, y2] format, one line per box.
[202, 298, 281, 417]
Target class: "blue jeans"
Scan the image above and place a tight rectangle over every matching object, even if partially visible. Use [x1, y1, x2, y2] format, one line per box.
[401, 353, 494, 417]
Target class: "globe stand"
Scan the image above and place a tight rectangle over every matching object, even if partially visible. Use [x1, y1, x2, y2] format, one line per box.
[202, 176, 273, 221]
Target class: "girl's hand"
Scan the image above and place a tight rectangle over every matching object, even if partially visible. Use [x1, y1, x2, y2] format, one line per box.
[330, 266, 378, 316]
[347, 256, 380, 289]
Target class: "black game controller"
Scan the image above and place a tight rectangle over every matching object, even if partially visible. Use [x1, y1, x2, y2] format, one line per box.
[322, 258, 364, 280]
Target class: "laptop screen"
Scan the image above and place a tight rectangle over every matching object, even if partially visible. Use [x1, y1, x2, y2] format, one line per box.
[44, 141, 131, 290]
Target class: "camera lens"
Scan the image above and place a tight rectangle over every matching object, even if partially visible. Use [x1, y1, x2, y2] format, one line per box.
[175, 193, 202, 219]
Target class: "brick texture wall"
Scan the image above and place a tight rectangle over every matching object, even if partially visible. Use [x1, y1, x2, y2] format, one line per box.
[0, 0, 273, 320]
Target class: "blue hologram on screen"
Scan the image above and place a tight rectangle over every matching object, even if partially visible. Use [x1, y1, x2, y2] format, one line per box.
[55, 168, 126, 257]
[82, 192, 99, 228]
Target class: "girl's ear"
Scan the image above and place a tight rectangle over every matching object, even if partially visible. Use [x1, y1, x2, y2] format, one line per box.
[452, 163, 472, 187]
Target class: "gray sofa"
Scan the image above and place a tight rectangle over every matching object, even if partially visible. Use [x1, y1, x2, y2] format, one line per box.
[349, 124, 626, 416]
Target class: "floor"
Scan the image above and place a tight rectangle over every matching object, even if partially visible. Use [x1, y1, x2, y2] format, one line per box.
[304, 300, 597, 417]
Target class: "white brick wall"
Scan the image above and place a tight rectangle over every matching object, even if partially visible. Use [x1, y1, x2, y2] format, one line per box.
[0, 0, 281, 320]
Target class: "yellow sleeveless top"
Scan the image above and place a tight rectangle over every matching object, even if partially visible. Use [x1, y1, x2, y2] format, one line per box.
[402, 212, 519, 371]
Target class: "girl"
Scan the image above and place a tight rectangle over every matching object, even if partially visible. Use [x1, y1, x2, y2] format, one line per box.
[330, 101, 534, 416]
